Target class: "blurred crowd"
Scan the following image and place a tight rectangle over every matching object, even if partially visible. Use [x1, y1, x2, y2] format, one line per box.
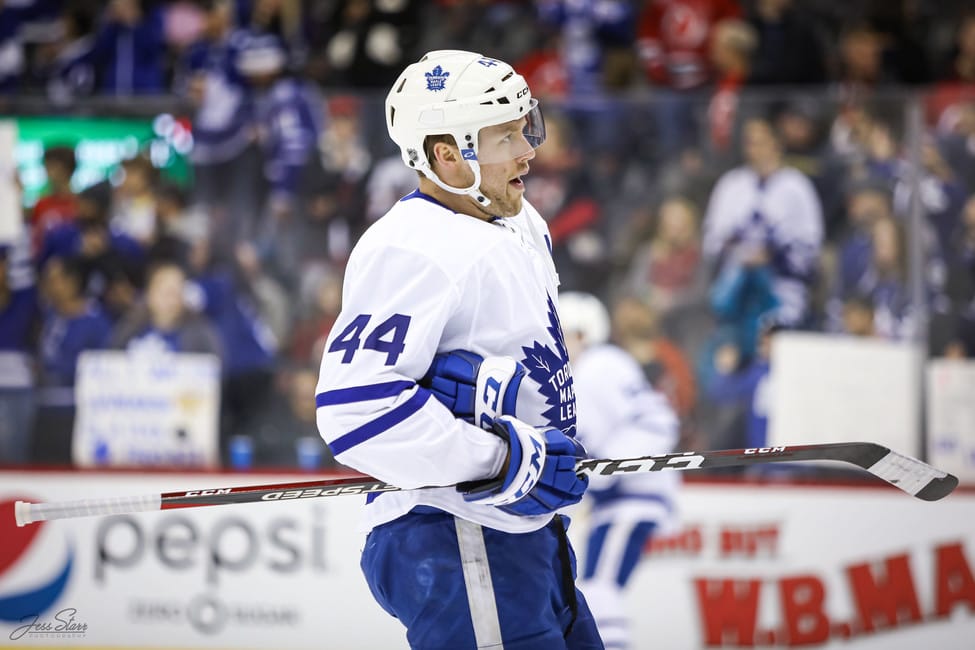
[2, 0, 975, 468]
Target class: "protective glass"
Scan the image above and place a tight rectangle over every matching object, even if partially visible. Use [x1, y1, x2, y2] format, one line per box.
[473, 100, 546, 164]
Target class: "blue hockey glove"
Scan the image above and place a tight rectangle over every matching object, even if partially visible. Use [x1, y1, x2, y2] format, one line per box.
[459, 416, 589, 517]
[421, 350, 526, 430]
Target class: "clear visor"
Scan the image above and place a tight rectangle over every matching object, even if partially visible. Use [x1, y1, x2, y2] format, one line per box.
[473, 100, 546, 164]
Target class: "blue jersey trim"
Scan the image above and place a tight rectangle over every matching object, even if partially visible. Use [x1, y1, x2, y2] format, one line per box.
[400, 189, 451, 211]
[316, 380, 416, 407]
[329, 388, 432, 455]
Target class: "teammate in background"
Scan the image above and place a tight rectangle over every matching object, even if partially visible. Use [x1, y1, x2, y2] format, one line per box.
[316, 51, 602, 648]
[560, 292, 681, 650]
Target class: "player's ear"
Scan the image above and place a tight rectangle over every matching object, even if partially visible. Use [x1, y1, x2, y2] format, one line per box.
[430, 140, 460, 168]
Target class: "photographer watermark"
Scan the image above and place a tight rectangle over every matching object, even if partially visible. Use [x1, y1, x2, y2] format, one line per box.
[9, 607, 88, 641]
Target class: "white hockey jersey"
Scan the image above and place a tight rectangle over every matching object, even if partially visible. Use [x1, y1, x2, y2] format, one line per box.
[316, 190, 577, 534]
[702, 166, 823, 323]
[572, 343, 680, 530]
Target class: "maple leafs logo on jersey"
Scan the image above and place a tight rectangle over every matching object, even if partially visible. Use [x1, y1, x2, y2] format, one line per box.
[520, 295, 577, 435]
[425, 65, 450, 91]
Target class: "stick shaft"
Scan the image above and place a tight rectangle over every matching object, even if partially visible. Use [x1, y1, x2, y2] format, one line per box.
[14, 442, 958, 526]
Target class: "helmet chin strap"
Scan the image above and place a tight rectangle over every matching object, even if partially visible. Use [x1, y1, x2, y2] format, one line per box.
[421, 160, 492, 208]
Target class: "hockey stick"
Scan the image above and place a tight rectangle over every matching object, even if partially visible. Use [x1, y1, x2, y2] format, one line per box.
[13, 442, 958, 527]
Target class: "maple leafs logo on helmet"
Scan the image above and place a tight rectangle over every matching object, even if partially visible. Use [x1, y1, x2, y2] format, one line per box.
[424, 65, 450, 91]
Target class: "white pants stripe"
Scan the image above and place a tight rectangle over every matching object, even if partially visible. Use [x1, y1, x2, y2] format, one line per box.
[454, 517, 505, 649]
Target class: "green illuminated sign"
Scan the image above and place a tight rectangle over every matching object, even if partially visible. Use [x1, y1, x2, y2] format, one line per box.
[14, 115, 192, 208]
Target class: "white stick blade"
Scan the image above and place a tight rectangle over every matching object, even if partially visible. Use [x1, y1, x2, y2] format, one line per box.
[867, 449, 958, 501]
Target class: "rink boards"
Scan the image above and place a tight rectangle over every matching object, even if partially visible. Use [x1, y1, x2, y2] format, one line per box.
[0, 470, 972, 650]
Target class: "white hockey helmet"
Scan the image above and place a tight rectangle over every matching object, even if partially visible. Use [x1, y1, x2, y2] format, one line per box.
[385, 50, 545, 206]
[558, 292, 611, 347]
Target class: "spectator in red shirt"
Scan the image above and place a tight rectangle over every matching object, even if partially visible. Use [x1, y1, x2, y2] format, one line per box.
[637, 0, 741, 91]
[31, 146, 79, 257]
[637, 0, 742, 157]
[515, 32, 569, 100]
[928, 13, 975, 134]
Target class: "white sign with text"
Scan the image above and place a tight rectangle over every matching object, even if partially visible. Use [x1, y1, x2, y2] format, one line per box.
[72, 351, 221, 468]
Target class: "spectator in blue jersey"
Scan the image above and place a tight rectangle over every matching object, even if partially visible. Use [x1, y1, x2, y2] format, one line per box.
[831, 188, 952, 344]
[237, 34, 324, 286]
[33, 255, 113, 463]
[110, 259, 221, 357]
[37, 256, 113, 388]
[180, 0, 263, 250]
[702, 116, 822, 346]
[0, 245, 40, 463]
[831, 216, 917, 341]
[531, 2, 635, 167]
[89, 0, 166, 95]
[535, 0, 637, 97]
[186, 240, 286, 454]
[38, 181, 145, 322]
[831, 180, 893, 316]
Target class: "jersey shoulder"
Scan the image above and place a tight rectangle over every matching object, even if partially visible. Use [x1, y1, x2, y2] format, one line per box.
[353, 192, 518, 273]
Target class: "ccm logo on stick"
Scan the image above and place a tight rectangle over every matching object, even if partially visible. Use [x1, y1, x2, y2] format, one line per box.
[744, 447, 787, 454]
[183, 489, 231, 496]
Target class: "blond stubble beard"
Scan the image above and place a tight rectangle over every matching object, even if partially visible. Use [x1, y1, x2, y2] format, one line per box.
[477, 186, 523, 219]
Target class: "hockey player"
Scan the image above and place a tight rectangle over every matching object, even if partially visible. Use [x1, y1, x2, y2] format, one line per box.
[315, 51, 603, 649]
[560, 291, 681, 650]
